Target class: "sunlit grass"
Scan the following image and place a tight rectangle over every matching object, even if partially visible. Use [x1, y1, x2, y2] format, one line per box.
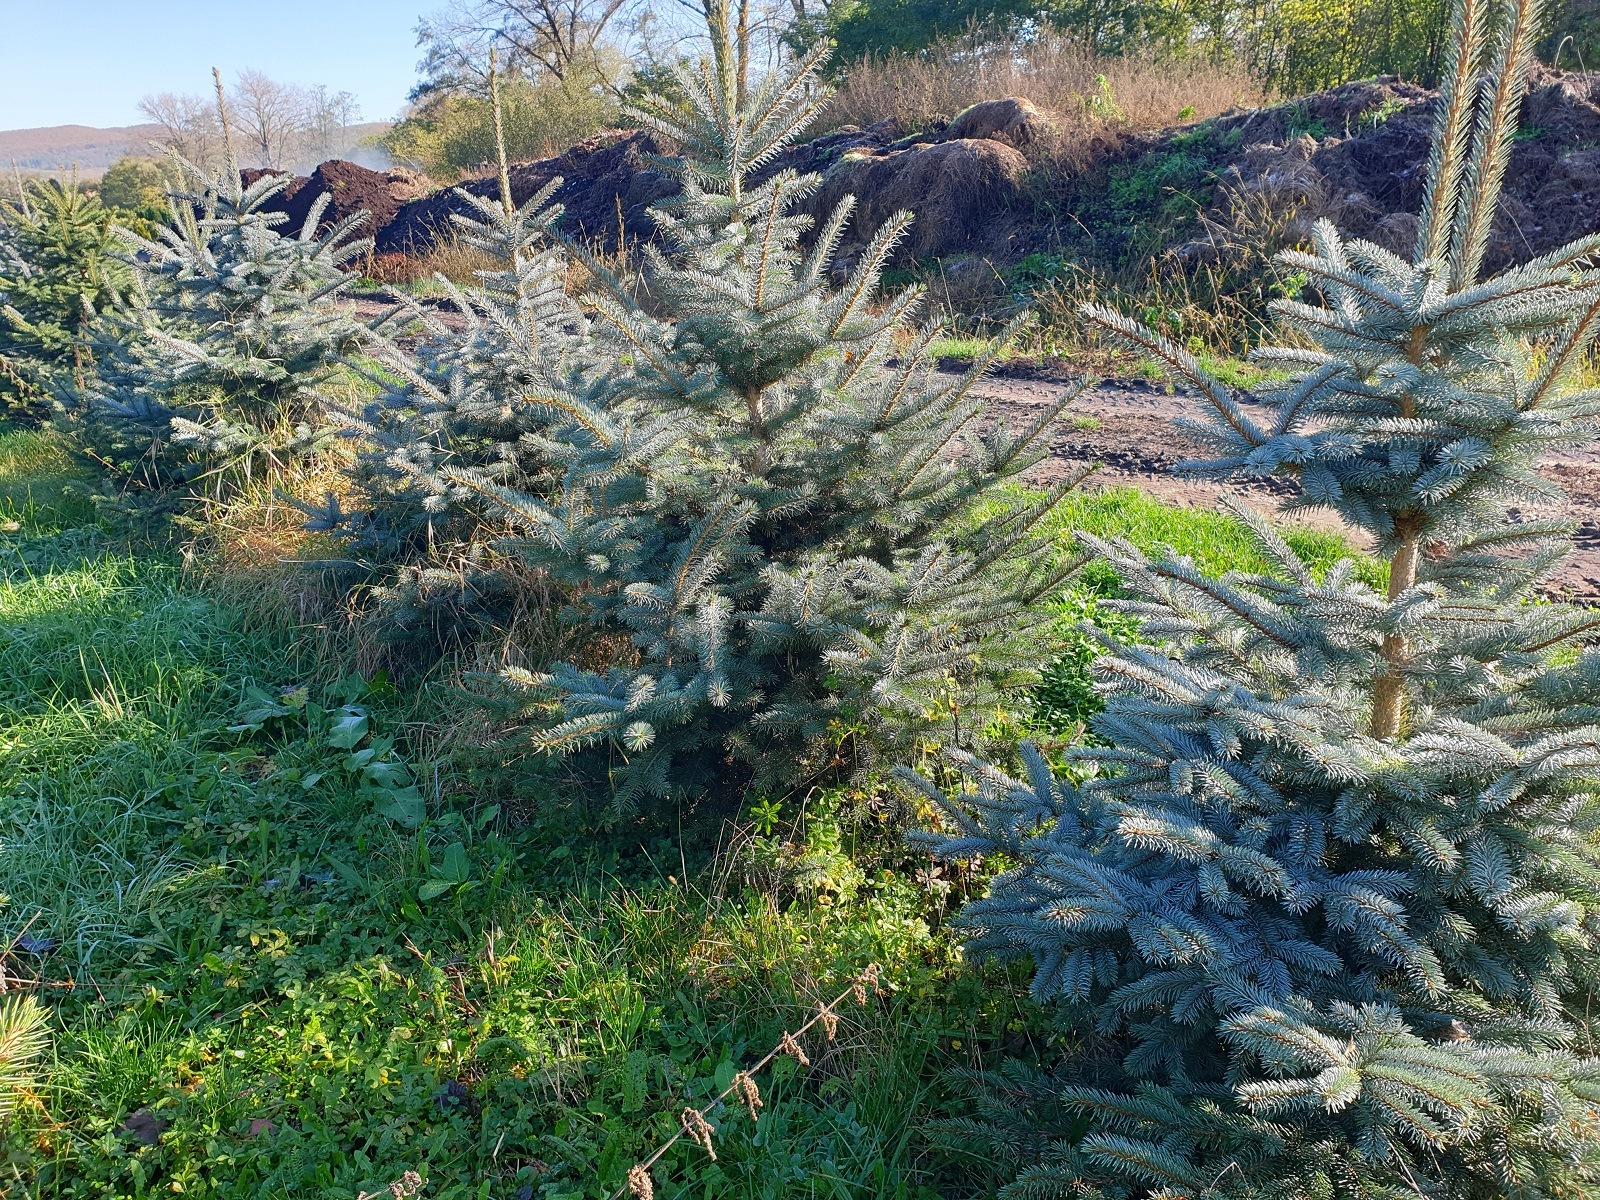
[0, 429, 1387, 1197]
[0, 426, 96, 529]
[0, 428, 995, 1198]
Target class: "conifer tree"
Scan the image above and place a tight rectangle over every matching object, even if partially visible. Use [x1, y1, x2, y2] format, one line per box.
[69, 123, 370, 499]
[327, 170, 586, 646]
[909, 0, 1600, 1194]
[340, 4, 1083, 811]
[0, 177, 123, 423]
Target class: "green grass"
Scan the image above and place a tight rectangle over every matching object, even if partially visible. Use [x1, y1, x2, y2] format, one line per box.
[926, 336, 1002, 364]
[1037, 486, 1377, 584]
[996, 486, 1379, 734]
[0, 428, 1011, 1200]
[0, 430, 1380, 1198]
[1193, 355, 1293, 391]
[0, 429, 96, 531]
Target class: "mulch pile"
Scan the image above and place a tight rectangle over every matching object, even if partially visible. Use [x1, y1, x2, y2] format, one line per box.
[241, 160, 432, 244]
[1148, 68, 1600, 275]
[373, 130, 678, 254]
[246, 121, 1035, 267]
[242, 67, 1600, 277]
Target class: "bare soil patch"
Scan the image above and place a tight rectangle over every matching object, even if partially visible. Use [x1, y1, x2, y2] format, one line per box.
[974, 372, 1600, 600]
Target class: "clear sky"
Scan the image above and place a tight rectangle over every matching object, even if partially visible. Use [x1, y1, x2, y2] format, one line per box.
[0, 0, 429, 130]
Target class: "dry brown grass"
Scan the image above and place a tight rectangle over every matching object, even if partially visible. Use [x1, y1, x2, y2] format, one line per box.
[365, 234, 501, 288]
[178, 447, 361, 644]
[824, 35, 1263, 166]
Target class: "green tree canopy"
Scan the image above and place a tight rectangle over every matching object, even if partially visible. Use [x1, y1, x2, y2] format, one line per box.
[0, 178, 124, 422]
[806, 0, 1459, 93]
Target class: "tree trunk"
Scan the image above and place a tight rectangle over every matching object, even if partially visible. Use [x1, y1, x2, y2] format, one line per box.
[1370, 523, 1420, 739]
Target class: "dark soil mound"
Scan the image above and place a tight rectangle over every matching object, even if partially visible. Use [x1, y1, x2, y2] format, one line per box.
[375, 131, 680, 254]
[239, 167, 308, 219]
[1092, 68, 1600, 277]
[241, 161, 427, 244]
[238, 67, 1600, 284]
[370, 120, 1030, 265]
[815, 137, 1029, 265]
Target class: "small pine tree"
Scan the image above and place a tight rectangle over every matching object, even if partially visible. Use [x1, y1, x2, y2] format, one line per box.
[322, 162, 587, 649]
[69, 124, 370, 501]
[0, 176, 124, 423]
[0, 995, 48, 1125]
[909, 0, 1600, 1195]
[342, 9, 1083, 812]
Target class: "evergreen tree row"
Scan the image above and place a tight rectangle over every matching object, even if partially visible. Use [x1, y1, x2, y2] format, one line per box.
[327, 20, 1084, 812]
[6, 0, 1600, 1192]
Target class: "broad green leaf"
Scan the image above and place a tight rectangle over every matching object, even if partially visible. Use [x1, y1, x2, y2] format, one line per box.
[438, 841, 471, 884]
[374, 784, 424, 827]
[363, 759, 412, 789]
[326, 705, 369, 749]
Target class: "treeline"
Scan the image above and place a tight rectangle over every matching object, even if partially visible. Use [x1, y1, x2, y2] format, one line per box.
[807, 0, 1590, 94]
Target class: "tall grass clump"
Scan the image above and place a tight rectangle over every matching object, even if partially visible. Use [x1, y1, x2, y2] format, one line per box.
[824, 32, 1260, 157]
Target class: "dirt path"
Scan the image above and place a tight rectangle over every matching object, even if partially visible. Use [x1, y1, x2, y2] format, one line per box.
[973, 372, 1600, 600]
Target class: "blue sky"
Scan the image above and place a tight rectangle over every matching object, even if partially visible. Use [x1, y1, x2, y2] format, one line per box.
[0, 1, 428, 129]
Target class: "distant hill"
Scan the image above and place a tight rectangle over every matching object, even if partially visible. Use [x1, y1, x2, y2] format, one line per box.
[0, 122, 393, 176]
[0, 124, 167, 172]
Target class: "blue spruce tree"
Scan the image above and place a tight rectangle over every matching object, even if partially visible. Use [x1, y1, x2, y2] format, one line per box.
[339, 4, 1085, 812]
[69, 93, 369, 502]
[321, 135, 592, 648]
[908, 0, 1600, 1194]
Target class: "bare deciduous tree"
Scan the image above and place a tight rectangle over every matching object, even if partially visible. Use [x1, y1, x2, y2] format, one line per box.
[230, 70, 310, 169]
[416, 0, 639, 92]
[137, 92, 222, 171]
[305, 86, 363, 161]
[140, 73, 368, 173]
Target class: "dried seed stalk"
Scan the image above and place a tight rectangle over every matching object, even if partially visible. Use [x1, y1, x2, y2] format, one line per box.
[734, 1070, 764, 1120]
[606, 966, 879, 1200]
[816, 1002, 839, 1041]
[853, 963, 880, 1005]
[682, 1107, 717, 1160]
[778, 1031, 810, 1067]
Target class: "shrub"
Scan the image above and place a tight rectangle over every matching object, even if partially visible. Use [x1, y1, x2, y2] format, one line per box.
[809, 0, 1453, 92]
[69, 148, 371, 505]
[0, 178, 124, 423]
[340, 12, 1085, 815]
[97, 156, 179, 215]
[382, 65, 619, 183]
[908, 0, 1600, 1194]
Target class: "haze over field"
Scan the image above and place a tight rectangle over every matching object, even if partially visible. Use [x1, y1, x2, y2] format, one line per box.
[0, 122, 395, 175]
[0, 122, 394, 176]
